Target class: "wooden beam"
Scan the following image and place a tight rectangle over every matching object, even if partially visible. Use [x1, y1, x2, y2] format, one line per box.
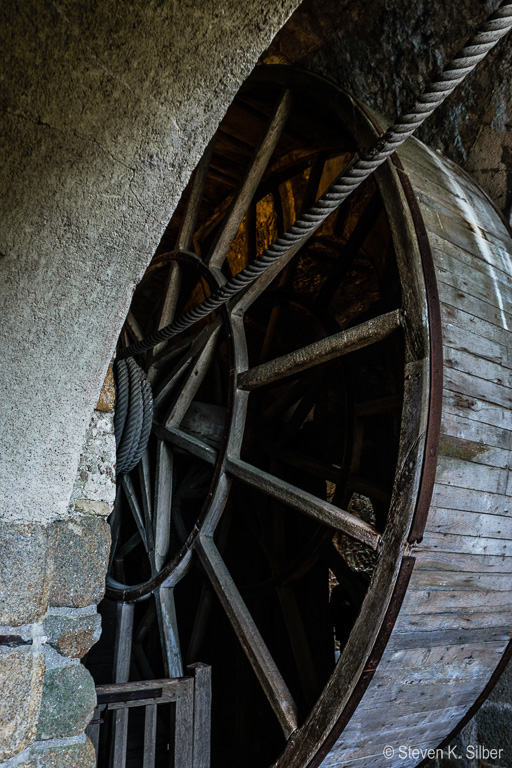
[196, 535, 298, 738]
[238, 310, 401, 391]
[226, 457, 381, 550]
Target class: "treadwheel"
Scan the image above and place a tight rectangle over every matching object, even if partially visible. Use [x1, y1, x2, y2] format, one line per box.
[101, 67, 431, 768]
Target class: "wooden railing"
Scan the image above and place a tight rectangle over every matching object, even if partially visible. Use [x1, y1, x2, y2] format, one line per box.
[87, 663, 211, 768]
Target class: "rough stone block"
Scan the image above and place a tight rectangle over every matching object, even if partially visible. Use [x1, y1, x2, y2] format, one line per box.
[50, 518, 110, 608]
[0, 648, 45, 761]
[36, 664, 96, 740]
[0, 521, 54, 626]
[19, 738, 96, 768]
[44, 613, 101, 658]
[68, 411, 116, 513]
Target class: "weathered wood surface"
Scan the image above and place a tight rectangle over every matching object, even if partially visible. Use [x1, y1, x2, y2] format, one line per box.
[317, 135, 512, 768]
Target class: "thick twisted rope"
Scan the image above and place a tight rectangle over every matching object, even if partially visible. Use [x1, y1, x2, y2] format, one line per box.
[114, 358, 154, 474]
[119, 0, 512, 361]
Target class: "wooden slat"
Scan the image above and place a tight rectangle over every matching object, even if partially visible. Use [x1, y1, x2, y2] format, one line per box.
[237, 310, 401, 390]
[387, 624, 512, 651]
[414, 547, 512, 574]
[174, 678, 195, 768]
[440, 409, 512, 452]
[155, 586, 183, 678]
[434, 455, 509, 494]
[444, 365, 512, 410]
[196, 535, 298, 737]
[208, 90, 292, 269]
[414, 531, 512, 558]
[438, 280, 512, 332]
[426, 507, 512, 541]
[442, 390, 512, 432]
[143, 704, 157, 768]
[225, 456, 381, 549]
[111, 602, 135, 768]
[188, 663, 212, 768]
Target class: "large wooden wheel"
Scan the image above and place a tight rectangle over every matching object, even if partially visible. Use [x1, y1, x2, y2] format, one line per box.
[90, 67, 512, 768]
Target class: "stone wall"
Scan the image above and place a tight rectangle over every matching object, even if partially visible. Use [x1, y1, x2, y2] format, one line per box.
[0, 372, 114, 767]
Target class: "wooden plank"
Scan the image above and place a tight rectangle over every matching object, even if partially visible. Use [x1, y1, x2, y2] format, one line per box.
[174, 678, 194, 768]
[423, 522, 512, 557]
[387, 625, 512, 651]
[392, 607, 512, 632]
[439, 432, 512, 470]
[421, 199, 512, 259]
[444, 345, 512, 392]
[400, 585, 512, 614]
[443, 321, 512, 378]
[237, 310, 401, 390]
[225, 456, 381, 549]
[440, 301, 511, 349]
[442, 389, 512, 432]
[143, 704, 157, 768]
[438, 280, 512, 333]
[429, 233, 512, 293]
[434, 455, 509, 494]
[409, 568, 512, 593]
[111, 602, 135, 768]
[413, 547, 512, 573]
[188, 663, 212, 768]
[356, 674, 489, 714]
[196, 535, 298, 737]
[444, 366, 512, 411]
[440, 409, 512, 452]
[425, 507, 512, 541]
[437, 259, 512, 317]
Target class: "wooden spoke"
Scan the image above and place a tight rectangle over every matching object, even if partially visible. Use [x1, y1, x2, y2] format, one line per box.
[155, 586, 183, 677]
[152, 350, 196, 410]
[238, 310, 401, 391]
[121, 475, 151, 555]
[125, 311, 144, 342]
[177, 136, 216, 253]
[155, 425, 218, 466]
[207, 90, 292, 269]
[148, 261, 182, 372]
[226, 457, 381, 550]
[164, 326, 221, 427]
[196, 535, 298, 738]
[153, 440, 173, 571]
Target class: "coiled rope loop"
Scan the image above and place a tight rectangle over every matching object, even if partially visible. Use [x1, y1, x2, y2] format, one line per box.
[114, 358, 153, 475]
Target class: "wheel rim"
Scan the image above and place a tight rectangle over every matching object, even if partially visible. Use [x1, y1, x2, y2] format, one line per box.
[99, 66, 431, 768]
